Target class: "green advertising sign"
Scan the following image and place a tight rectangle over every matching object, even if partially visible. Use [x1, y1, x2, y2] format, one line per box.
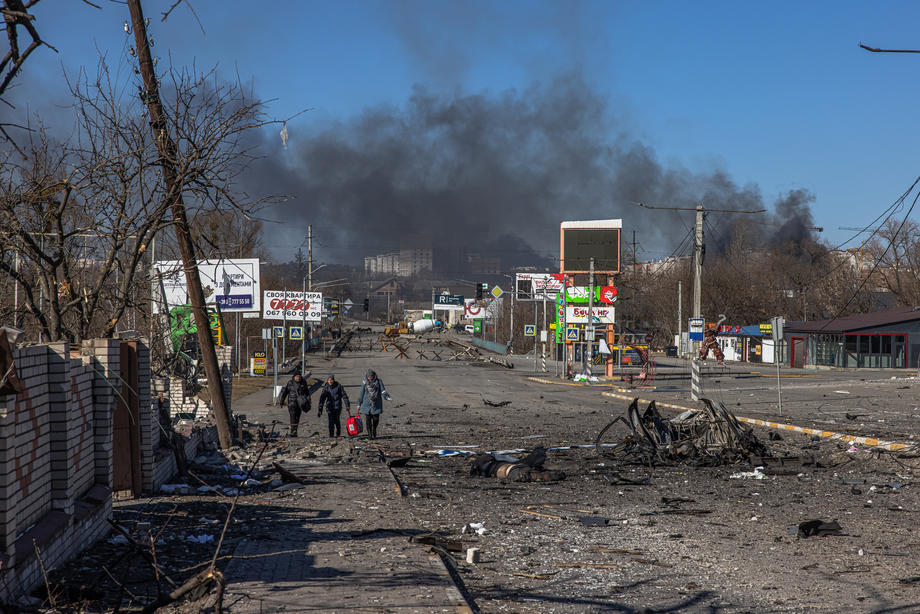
[474, 319, 483, 333]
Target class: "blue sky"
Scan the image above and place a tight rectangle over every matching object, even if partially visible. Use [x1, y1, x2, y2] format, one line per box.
[17, 1, 920, 260]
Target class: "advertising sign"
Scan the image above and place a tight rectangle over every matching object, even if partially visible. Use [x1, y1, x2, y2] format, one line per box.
[565, 305, 616, 324]
[262, 290, 323, 321]
[463, 299, 484, 319]
[252, 351, 266, 376]
[560, 219, 622, 274]
[563, 286, 618, 304]
[515, 273, 564, 300]
[154, 258, 260, 313]
[435, 294, 465, 310]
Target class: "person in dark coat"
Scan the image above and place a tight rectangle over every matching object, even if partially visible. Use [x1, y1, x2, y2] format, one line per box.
[278, 372, 311, 436]
[317, 374, 350, 438]
[357, 369, 390, 439]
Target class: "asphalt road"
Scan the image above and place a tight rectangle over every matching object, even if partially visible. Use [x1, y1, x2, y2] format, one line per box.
[237, 332, 920, 613]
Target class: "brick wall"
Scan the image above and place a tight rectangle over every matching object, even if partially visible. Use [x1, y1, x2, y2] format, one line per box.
[0, 337, 194, 603]
[166, 345, 234, 420]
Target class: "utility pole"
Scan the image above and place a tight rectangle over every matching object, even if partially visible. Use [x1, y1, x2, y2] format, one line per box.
[307, 224, 312, 346]
[509, 281, 515, 354]
[12, 249, 18, 328]
[127, 0, 232, 448]
[637, 201, 766, 321]
[693, 204, 703, 319]
[677, 280, 682, 352]
[585, 257, 595, 378]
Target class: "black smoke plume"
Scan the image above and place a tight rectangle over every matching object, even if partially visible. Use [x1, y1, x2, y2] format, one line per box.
[239, 74, 819, 270]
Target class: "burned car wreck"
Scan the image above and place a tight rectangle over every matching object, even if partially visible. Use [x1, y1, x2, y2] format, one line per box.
[596, 397, 767, 466]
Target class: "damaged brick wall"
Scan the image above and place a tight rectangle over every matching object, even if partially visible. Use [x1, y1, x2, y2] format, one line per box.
[0, 341, 120, 602]
[0, 337, 186, 603]
[165, 345, 234, 420]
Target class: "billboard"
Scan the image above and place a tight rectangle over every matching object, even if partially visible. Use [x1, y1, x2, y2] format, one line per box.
[434, 294, 464, 310]
[560, 219, 621, 274]
[515, 273, 564, 300]
[154, 258, 261, 313]
[563, 285, 618, 304]
[564, 305, 615, 324]
[262, 290, 323, 321]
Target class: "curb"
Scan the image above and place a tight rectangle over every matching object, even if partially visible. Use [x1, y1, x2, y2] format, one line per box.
[527, 376, 640, 392]
[598, 391, 912, 453]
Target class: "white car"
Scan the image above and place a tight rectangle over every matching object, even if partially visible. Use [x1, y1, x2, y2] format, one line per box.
[464, 325, 475, 334]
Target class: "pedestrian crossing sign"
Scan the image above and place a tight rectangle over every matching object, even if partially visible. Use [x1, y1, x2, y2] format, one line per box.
[273, 326, 284, 338]
[565, 326, 579, 341]
[524, 324, 536, 337]
[289, 326, 303, 341]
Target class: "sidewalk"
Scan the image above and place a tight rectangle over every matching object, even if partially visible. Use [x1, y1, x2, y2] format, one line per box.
[223, 376, 474, 613]
[222, 463, 471, 613]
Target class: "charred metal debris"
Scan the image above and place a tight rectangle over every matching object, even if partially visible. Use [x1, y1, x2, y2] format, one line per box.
[596, 397, 767, 466]
[469, 447, 566, 482]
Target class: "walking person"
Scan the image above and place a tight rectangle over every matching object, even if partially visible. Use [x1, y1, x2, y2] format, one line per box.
[278, 371, 311, 437]
[317, 374, 350, 438]
[357, 369, 390, 439]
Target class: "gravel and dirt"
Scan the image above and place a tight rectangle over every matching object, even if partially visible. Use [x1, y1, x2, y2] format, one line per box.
[34, 333, 920, 612]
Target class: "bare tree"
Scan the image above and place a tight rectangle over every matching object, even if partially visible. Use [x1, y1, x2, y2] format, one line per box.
[1, 0, 58, 145]
[0, 54, 276, 342]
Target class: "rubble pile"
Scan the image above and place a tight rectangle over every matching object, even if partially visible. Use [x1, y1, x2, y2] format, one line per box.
[598, 397, 767, 466]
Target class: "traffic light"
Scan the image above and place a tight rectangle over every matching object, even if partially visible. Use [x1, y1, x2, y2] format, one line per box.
[363, 298, 369, 312]
[476, 283, 483, 300]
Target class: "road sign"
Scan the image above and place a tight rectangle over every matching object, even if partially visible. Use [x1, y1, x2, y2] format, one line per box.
[344, 298, 354, 307]
[289, 326, 303, 341]
[464, 299, 484, 319]
[565, 326, 580, 342]
[540, 330, 548, 343]
[491, 286, 504, 299]
[273, 326, 284, 338]
[689, 318, 705, 342]
[261, 327, 272, 340]
[473, 319, 483, 333]
[770, 317, 784, 344]
[524, 324, 536, 337]
[584, 325, 596, 341]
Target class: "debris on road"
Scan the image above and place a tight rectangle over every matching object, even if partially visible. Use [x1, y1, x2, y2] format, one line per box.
[596, 397, 767, 466]
[469, 447, 566, 482]
[482, 398, 512, 407]
[796, 519, 844, 538]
